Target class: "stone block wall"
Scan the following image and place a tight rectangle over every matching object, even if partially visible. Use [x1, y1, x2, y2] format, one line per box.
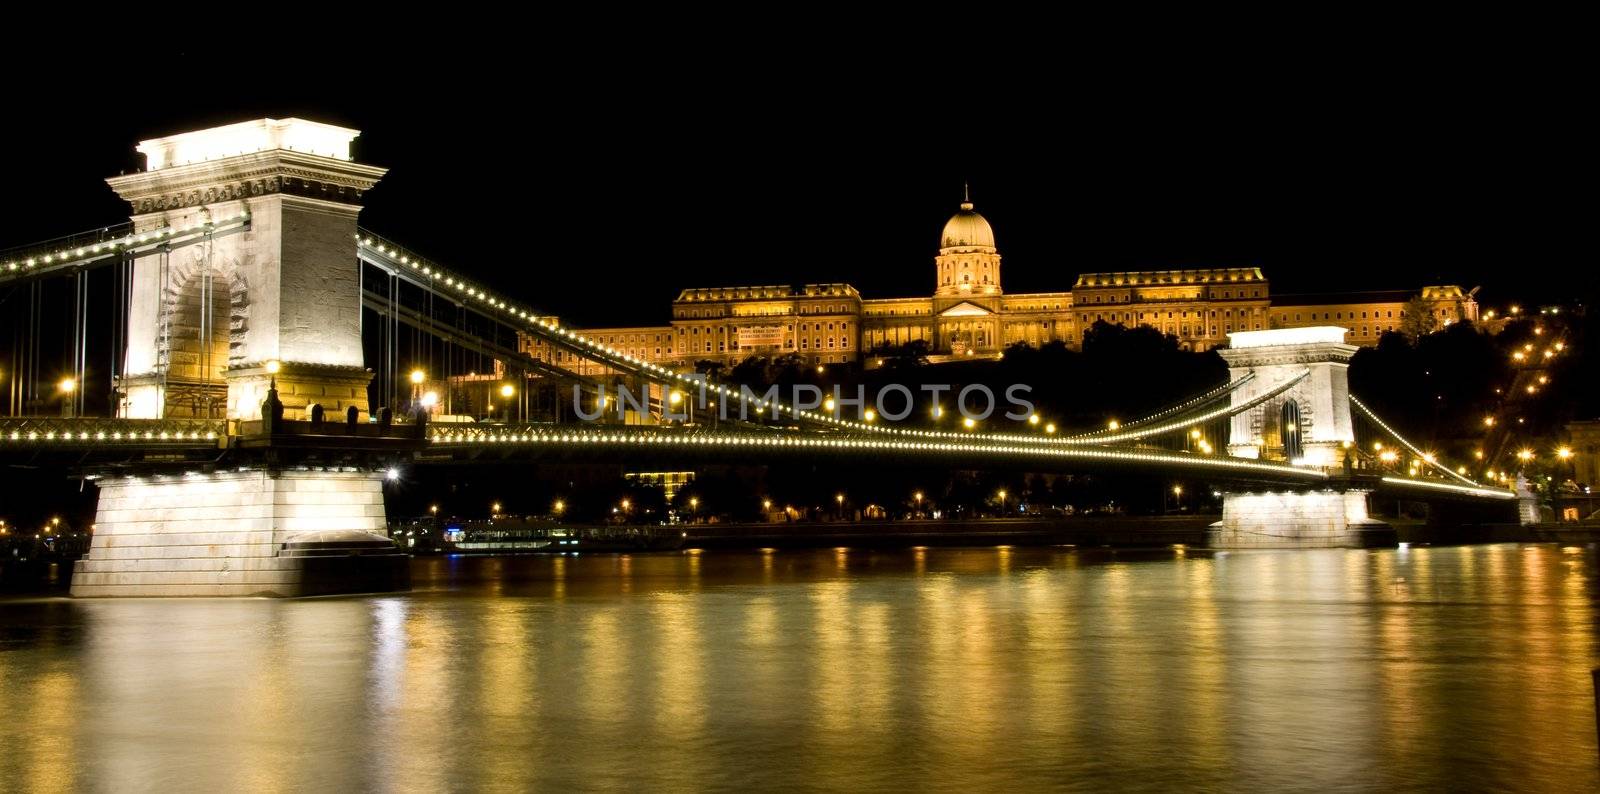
[71, 469, 388, 597]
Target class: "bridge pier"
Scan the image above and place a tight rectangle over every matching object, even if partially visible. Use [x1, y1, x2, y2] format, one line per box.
[71, 468, 407, 598]
[1210, 489, 1395, 549]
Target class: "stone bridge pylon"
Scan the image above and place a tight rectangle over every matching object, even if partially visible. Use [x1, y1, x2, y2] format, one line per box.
[72, 119, 406, 597]
[1209, 327, 1394, 549]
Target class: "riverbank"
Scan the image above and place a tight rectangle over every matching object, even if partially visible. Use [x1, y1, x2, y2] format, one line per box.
[685, 516, 1213, 549]
[683, 516, 1600, 550]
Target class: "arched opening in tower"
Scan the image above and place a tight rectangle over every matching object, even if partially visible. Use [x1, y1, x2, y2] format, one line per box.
[162, 267, 232, 418]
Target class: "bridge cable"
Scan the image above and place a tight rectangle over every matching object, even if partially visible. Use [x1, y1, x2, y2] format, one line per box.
[1349, 395, 1480, 487]
[1061, 373, 1257, 440]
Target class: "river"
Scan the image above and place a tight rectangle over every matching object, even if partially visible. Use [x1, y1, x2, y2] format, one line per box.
[2, 544, 1597, 791]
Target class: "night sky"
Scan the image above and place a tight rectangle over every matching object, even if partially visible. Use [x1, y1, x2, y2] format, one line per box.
[1, 60, 1584, 328]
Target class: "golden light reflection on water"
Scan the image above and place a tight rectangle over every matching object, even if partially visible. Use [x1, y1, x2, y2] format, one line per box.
[0, 544, 1596, 791]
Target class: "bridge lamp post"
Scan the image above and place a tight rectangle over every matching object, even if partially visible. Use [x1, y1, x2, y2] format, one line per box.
[500, 384, 516, 423]
[1028, 414, 1040, 428]
[409, 369, 425, 412]
[997, 489, 1007, 517]
[57, 377, 76, 418]
[1171, 484, 1183, 514]
[1045, 422, 1057, 434]
[962, 416, 976, 431]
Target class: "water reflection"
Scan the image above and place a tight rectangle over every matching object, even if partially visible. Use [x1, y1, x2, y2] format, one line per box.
[0, 544, 1596, 790]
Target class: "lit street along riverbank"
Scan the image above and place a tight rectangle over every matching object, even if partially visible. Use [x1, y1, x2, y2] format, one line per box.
[2, 543, 1597, 790]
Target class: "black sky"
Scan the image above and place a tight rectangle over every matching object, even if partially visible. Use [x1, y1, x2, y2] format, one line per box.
[1, 54, 1584, 328]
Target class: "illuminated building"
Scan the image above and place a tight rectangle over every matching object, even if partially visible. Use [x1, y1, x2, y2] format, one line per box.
[520, 193, 1479, 373]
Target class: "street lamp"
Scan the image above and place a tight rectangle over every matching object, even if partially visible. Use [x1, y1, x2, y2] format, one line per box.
[429, 504, 439, 515]
[57, 377, 77, 417]
[962, 416, 976, 430]
[1045, 422, 1056, 434]
[997, 489, 1007, 516]
[1557, 446, 1573, 461]
[500, 383, 516, 422]
[913, 491, 923, 515]
[835, 493, 845, 520]
[689, 496, 699, 523]
[1028, 414, 1040, 427]
[1107, 419, 1120, 431]
[410, 369, 425, 385]
[553, 499, 566, 517]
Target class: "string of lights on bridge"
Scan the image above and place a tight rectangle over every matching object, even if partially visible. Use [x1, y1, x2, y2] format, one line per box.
[347, 230, 1519, 501]
[0, 213, 252, 278]
[356, 230, 1308, 452]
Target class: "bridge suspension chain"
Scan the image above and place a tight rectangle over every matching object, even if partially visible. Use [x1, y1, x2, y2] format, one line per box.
[354, 229, 1309, 449]
[1349, 395, 1481, 487]
[1061, 373, 1256, 440]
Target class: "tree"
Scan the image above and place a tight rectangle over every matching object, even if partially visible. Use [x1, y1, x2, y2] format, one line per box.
[1399, 296, 1439, 341]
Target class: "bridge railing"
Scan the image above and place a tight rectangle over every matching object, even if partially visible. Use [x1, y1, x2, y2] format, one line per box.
[0, 417, 225, 444]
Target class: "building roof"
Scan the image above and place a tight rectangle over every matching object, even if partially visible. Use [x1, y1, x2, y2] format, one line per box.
[1074, 268, 1265, 288]
[676, 284, 861, 302]
[1270, 289, 1414, 307]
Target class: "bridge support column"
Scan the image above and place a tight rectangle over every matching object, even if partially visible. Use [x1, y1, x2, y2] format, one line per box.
[106, 118, 385, 423]
[71, 469, 408, 598]
[1209, 489, 1395, 549]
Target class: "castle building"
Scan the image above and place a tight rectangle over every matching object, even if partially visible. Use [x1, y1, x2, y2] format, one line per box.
[520, 195, 1479, 375]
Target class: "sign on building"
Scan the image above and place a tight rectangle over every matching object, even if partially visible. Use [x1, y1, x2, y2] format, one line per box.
[737, 325, 786, 348]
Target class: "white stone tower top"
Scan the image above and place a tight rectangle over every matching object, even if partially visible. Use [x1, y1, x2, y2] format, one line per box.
[1227, 326, 1349, 349]
[136, 118, 360, 170]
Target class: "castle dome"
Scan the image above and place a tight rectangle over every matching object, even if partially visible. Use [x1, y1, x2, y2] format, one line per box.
[940, 198, 996, 251]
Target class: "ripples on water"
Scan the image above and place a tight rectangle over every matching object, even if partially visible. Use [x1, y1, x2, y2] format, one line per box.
[1, 544, 1597, 792]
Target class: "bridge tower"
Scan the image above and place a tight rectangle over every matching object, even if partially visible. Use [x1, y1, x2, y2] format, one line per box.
[71, 120, 404, 597]
[1209, 327, 1394, 549]
[106, 118, 385, 422]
